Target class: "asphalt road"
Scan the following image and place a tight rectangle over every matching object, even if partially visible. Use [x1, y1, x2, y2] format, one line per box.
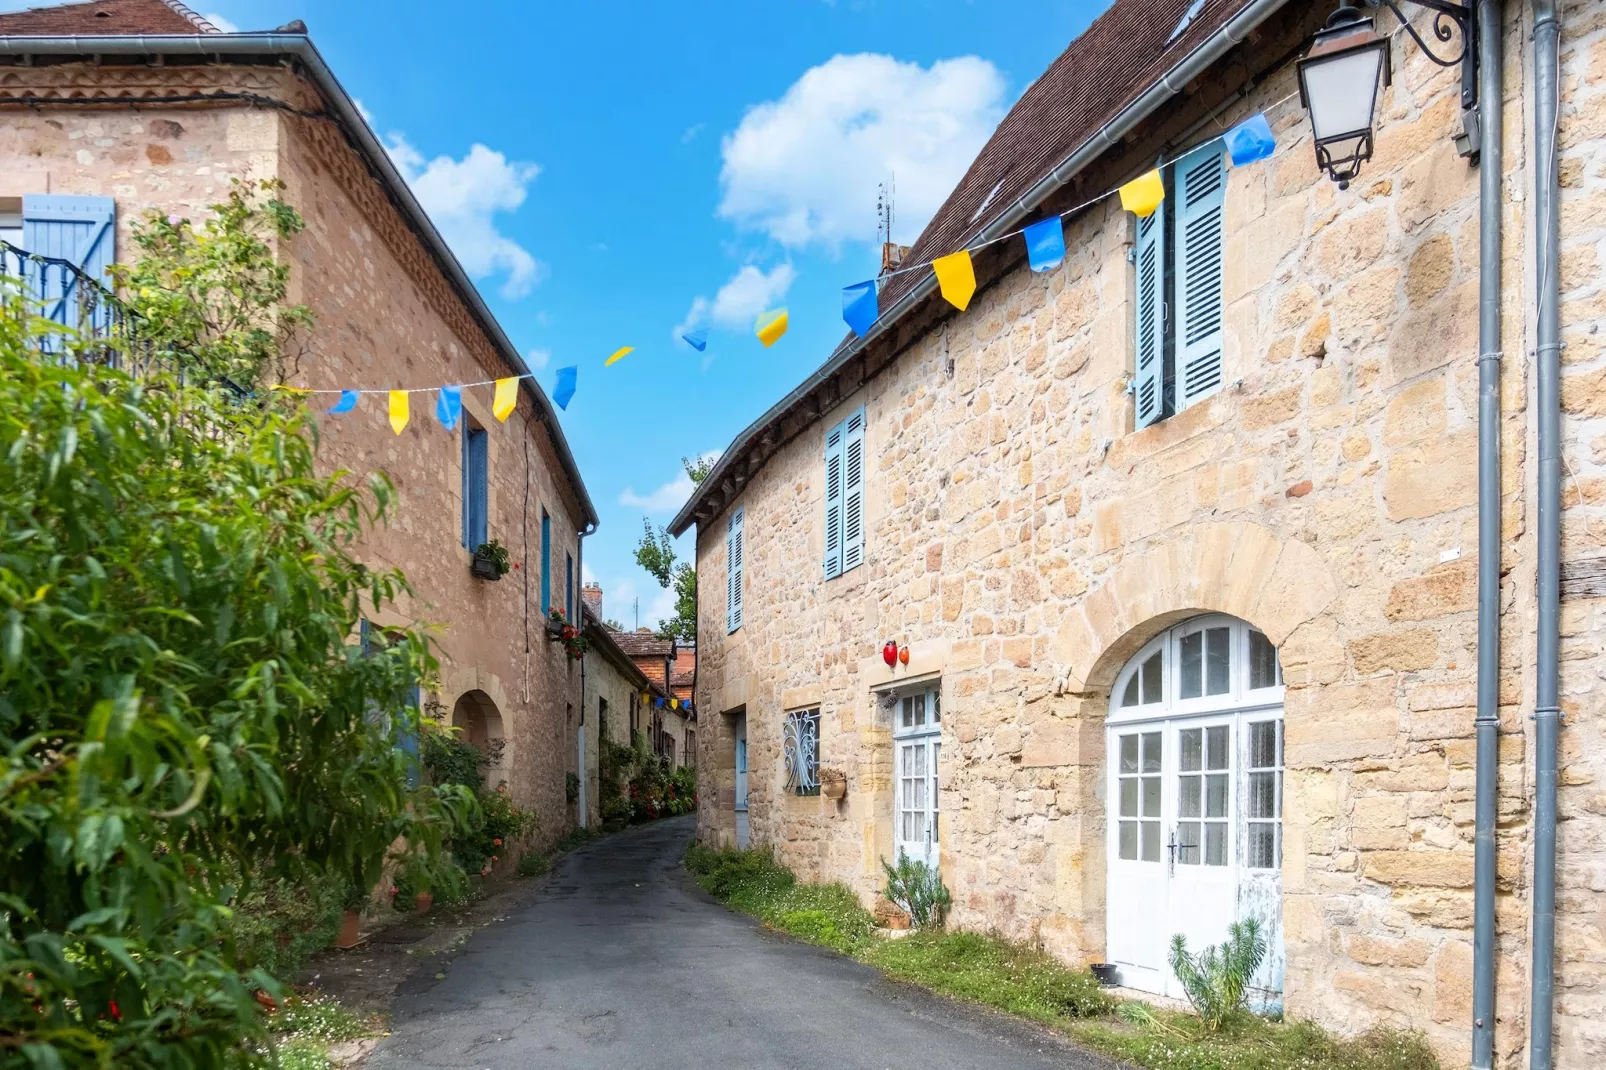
[368, 815, 1116, 1070]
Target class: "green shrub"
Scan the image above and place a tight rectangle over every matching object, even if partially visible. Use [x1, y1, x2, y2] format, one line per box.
[516, 851, 551, 878]
[224, 866, 348, 981]
[881, 853, 952, 929]
[685, 845, 873, 955]
[0, 289, 475, 1065]
[1168, 916, 1267, 1030]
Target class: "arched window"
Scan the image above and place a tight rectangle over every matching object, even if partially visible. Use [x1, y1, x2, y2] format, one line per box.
[1104, 614, 1285, 1003]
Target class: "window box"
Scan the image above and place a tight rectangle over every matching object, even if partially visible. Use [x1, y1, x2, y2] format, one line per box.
[470, 539, 510, 582]
[470, 555, 502, 582]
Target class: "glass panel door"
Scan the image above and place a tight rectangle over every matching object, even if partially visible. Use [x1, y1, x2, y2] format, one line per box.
[1106, 727, 1167, 991]
[893, 687, 940, 870]
[1164, 716, 1237, 1002]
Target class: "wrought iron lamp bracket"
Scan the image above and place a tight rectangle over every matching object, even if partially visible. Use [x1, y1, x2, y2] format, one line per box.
[1364, 0, 1478, 109]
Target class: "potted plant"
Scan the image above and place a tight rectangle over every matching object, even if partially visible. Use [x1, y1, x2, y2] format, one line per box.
[334, 884, 367, 949]
[819, 767, 847, 801]
[471, 539, 511, 581]
[546, 607, 589, 660]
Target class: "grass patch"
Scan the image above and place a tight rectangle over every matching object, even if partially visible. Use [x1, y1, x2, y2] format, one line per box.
[684, 844, 1438, 1070]
[269, 996, 376, 1070]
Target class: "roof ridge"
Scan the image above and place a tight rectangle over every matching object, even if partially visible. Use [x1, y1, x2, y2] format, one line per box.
[158, 0, 218, 32]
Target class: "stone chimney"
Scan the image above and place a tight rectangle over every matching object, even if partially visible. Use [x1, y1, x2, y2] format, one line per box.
[581, 582, 603, 616]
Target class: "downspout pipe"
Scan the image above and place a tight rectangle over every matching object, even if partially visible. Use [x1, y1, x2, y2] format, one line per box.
[1470, 2, 1503, 1067]
[1528, 0, 1561, 1066]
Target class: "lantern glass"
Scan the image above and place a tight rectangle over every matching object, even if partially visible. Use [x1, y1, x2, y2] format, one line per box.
[1300, 39, 1387, 143]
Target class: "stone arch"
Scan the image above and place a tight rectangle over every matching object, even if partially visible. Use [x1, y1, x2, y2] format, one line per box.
[452, 688, 509, 788]
[1051, 521, 1339, 698]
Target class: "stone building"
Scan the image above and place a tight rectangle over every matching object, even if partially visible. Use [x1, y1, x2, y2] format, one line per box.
[673, 0, 1605, 1066]
[579, 599, 666, 824]
[0, 0, 599, 844]
[610, 625, 694, 767]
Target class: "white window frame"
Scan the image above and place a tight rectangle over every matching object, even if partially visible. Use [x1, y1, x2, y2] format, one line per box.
[892, 684, 942, 868]
[1107, 615, 1284, 728]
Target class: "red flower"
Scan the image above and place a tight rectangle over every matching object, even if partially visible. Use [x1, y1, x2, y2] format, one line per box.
[492, 838, 502, 847]
[388, 886, 398, 896]
[108, 1000, 121, 1021]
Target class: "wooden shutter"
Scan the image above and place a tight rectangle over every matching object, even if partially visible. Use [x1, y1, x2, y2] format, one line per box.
[22, 194, 115, 331]
[823, 420, 844, 579]
[1133, 201, 1166, 429]
[841, 406, 866, 574]
[1175, 143, 1227, 410]
[726, 506, 744, 633]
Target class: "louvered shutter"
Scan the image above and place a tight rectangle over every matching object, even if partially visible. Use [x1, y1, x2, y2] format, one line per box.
[22, 194, 115, 331]
[1132, 204, 1166, 429]
[841, 406, 866, 574]
[823, 421, 844, 579]
[461, 425, 488, 549]
[726, 506, 744, 633]
[1175, 143, 1226, 410]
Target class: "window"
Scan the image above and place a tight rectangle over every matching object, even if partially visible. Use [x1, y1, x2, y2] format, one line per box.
[823, 406, 865, 579]
[540, 509, 551, 614]
[598, 696, 609, 743]
[783, 708, 820, 796]
[1245, 719, 1284, 869]
[461, 423, 488, 550]
[1176, 724, 1231, 867]
[686, 728, 697, 768]
[565, 552, 574, 619]
[1133, 142, 1226, 429]
[15, 194, 117, 333]
[893, 686, 942, 867]
[725, 505, 744, 633]
[1116, 730, 1163, 862]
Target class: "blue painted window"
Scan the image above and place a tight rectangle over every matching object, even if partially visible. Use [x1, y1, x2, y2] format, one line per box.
[566, 552, 574, 619]
[540, 510, 552, 614]
[461, 423, 488, 550]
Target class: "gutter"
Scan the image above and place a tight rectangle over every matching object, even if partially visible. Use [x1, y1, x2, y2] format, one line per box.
[0, 31, 599, 532]
[669, 0, 1294, 537]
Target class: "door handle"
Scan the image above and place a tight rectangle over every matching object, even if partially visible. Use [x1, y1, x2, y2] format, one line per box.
[1167, 827, 1178, 877]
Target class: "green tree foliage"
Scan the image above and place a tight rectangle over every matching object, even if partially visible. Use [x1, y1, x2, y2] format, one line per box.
[108, 178, 313, 389]
[631, 456, 710, 644]
[0, 298, 470, 1060]
[881, 854, 953, 929]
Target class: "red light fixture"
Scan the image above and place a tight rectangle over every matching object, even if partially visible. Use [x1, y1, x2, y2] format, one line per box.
[882, 641, 898, 667]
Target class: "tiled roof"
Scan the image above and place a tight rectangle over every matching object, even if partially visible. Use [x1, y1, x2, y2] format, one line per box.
[881, 0, 1252, 306]
[608, 629, 675, 658]
[0, 0, 219, 34]
[671, 671, 694, 689]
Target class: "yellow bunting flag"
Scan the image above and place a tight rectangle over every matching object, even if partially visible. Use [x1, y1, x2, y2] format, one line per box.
[670, 698, 679, 710]
[492, 377, 519, 422]
[388, 390, 409, 435]
[932, 250, 976, 311]
[1118, 169, 1165, 218]
[604, 346, 635, 367]
[756, 308, 789, 347]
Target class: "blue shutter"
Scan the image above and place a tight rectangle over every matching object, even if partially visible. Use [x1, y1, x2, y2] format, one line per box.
[566, 553, 574, 619]
[823, 420, 844, 579]
[540, 510, 551, 614]
[726, 506, 744, 633]
[22, 194, 115, 331]
[461, 425, 488, 549]
[841, 406, 866, 574]
[1175, 143, 1227, 410]
[1133, 201, 1165, 429]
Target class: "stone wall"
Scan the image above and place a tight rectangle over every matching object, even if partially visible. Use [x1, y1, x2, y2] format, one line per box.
[0, 61, 588, 846]
[693, 4, 1606, 1066]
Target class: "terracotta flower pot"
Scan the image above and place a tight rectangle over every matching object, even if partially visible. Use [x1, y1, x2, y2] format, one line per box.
[333, 909, 361, 949]
[819, 769, 847, 800]
[414, 892, 433, 914]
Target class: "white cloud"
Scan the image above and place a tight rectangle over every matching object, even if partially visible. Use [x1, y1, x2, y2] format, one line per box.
[618, 452, 722, 514]
[202, 12, 240, 32]
[673, 263, 796, 343]
[718, 53, 1006, 249]
[525, 347, 551, 370]
[385, 134, 545, 299]
[681, 123, 704, 144]
[353, 98, 376, 126]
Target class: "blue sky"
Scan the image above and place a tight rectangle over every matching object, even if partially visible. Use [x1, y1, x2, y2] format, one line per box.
[51, 0, 1113, 627]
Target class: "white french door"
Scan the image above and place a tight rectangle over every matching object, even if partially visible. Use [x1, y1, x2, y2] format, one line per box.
[893, 687, 941, 870]
[1104, 615, 1287, 1003]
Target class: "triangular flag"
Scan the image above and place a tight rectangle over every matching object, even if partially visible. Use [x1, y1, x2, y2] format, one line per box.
[605, 346, 634, 367]
[492, 377, 518, 422]
[435, 385, 462, 431]
[681, 329, 708, 352]
[327, 389, 359, 415]
[1118, 170, 1165, 218]
[553, 366, 577, 410]
[842, 280, 878, 337]
[933, 250, 976, 311]
[670, 698, 679, 710]
[388, 391, 409, 435]
[1024, 217, 1066, 273]
[1225, 112, 1276, 167]
[756, 308, 788, 347]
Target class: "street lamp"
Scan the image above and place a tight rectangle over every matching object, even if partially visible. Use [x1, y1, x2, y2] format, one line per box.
[1298, 0, 1478, 189]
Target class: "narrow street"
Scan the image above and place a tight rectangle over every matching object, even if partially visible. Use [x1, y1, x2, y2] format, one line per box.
[368, 817, 1112, 1069]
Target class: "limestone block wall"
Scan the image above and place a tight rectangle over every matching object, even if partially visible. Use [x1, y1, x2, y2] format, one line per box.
[695, 5, 1606, 1066]
[0, 63, 587, 845]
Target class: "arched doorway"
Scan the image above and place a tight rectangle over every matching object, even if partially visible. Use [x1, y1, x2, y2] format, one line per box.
[1105, 613, 1285, 1003]
[452, 689, 508, 789]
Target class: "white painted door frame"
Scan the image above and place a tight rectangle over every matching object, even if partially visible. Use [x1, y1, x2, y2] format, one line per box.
[893, 686, 941, 870]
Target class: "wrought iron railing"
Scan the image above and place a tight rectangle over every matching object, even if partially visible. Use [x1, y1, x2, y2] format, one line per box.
[1, 241, 244, 395]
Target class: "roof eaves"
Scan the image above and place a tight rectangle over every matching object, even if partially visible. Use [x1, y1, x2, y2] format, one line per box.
[581, 603, 654, 688]
[0, 30, 599, 532]
[668, 0, 1291, 538]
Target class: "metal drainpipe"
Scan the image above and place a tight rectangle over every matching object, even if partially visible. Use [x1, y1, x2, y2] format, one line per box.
[1471, 2, 1505, 1066]
[1528, 0, 1562, 1066]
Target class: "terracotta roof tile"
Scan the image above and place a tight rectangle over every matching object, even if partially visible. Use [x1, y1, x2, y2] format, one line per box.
[608, 629, 675, 658]
[0, 0, 218, 35]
